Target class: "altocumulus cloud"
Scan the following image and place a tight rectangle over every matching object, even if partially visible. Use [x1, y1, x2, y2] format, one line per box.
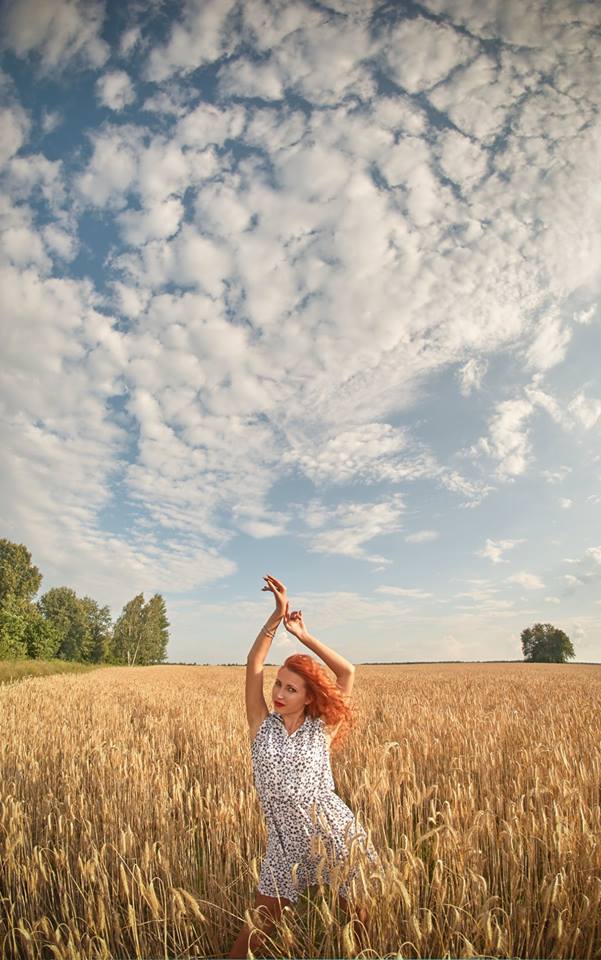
[1, 0, 600, 662]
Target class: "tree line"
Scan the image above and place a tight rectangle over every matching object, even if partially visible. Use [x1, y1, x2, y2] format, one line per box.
[0, 538, 169, 665]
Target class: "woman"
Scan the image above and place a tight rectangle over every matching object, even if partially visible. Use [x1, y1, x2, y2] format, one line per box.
[228, 574, 381, 959]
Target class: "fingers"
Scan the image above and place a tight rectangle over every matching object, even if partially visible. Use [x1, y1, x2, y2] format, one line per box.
[266, 574, 286, 590]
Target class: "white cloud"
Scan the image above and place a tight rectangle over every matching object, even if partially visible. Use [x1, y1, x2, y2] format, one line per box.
[218, 58, 284, 101]
[573, 306, 596, 325]
[452, 579, 517, 613]
[477, 538, 525, 563]
[129, 225, 233, 297]
[1, 0, 108, 70]
[0, 103, 30, 167]
[194, 181, 253, 237]
[525, 377, 601, 434]
[76, 123, 216, 217]
[240, 0, 323, 55]
[120, 26, 141, 57]
[42, 223, 76, 260]
[236, 518, 288, 539]
[176, 102, 246, 148]
[428, 55, 518, 144]
[96, 70, 135, 111]
[467, 398, 534, 479]
[567, 392, 601, 430]
[278, 18, 376, 106]
[383, 16, 479, 94]
[437, 129, 488, 194]
[374, 586, 433, 599]
[559, 498, 573, 510]
[525, 311, 572, 371]
[0, 263, 232, 611]
[145, 0, 238, 82]
[405, 530, 439, 544]
[277, 141, 353, 202]
[421, 0, 593, 48]
[494, 124, 601, 302]
[438, 471, 494, 508]
[228, 495, 290, 541]
[2, 224, 50, 269]
[117, 197, 184, 246]
[0, 196, 52, 271]
[456, 356, 488, 396]
[300, 495, 405, 564]
[544, 596, 560, 604]
[41, 109, 61, 134]
[524, 379, 567, 426]
[281, 423, 438, 487]
[141, 86, 195, 118]
[507, 571, 545, 589]
[542, 466, 571, 483]
[111, 281, 150, 319]
[76, 127, 139, 208]
[586, 547, 601, 567]
[6, 154, 64, 214]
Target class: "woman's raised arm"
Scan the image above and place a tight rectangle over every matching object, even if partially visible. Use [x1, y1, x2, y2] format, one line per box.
[283, 608, 355, 678]
[246, 575, 288, 666]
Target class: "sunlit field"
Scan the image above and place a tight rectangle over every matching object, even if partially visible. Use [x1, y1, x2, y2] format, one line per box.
[0, 663, 599, 959]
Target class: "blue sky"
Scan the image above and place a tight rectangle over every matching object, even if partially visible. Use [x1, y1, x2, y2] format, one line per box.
[1, 0, 600, 665]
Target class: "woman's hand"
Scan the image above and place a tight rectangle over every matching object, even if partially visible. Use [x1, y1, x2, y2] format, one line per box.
[261, 574, 287, 617]
[283, 606, 308, 641]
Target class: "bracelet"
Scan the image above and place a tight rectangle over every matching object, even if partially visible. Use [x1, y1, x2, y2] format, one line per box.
[261, 624, 276, 638]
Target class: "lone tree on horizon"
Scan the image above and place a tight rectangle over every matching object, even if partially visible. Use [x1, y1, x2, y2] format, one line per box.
[521, 622, 575, 663]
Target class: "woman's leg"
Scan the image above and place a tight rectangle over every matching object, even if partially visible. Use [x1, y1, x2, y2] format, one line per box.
[227, 891, 294, 959]
[338, 894, 369, 951]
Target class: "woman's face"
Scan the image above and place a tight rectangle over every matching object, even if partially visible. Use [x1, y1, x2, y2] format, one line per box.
[272, 667, 310, 714]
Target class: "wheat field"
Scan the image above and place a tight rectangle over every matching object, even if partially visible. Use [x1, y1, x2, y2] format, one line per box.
[0, 662, 599, 959]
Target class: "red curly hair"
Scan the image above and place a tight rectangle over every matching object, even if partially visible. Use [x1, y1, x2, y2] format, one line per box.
[280, 653, 356, 752]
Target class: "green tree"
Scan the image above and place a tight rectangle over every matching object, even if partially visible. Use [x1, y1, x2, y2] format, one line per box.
[112, 593, 146, 665]
[143, 594, 169, 664]
[0, 540, 44, 659]
[0, 539, 42, 606]
[521, 622, 575, 663]
[80, 596, 113, 663]
[111, 593, 170, 665]
[0, 593, 29, 659]
[24, 609, 62, 659]
[37, 587, 89, 661]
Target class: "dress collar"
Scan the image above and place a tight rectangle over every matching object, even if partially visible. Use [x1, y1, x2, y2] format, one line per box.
[273, 711, 310, 736]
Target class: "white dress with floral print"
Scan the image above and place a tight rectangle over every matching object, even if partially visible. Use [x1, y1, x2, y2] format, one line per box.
[251, 710, 381, 902]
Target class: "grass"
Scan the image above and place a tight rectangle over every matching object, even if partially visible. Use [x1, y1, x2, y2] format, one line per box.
[0, 661, 599, 958]
[0, 657, 110, 686]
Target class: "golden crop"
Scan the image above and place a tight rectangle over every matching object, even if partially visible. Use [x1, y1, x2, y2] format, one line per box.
[0, 662, 599, 959]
